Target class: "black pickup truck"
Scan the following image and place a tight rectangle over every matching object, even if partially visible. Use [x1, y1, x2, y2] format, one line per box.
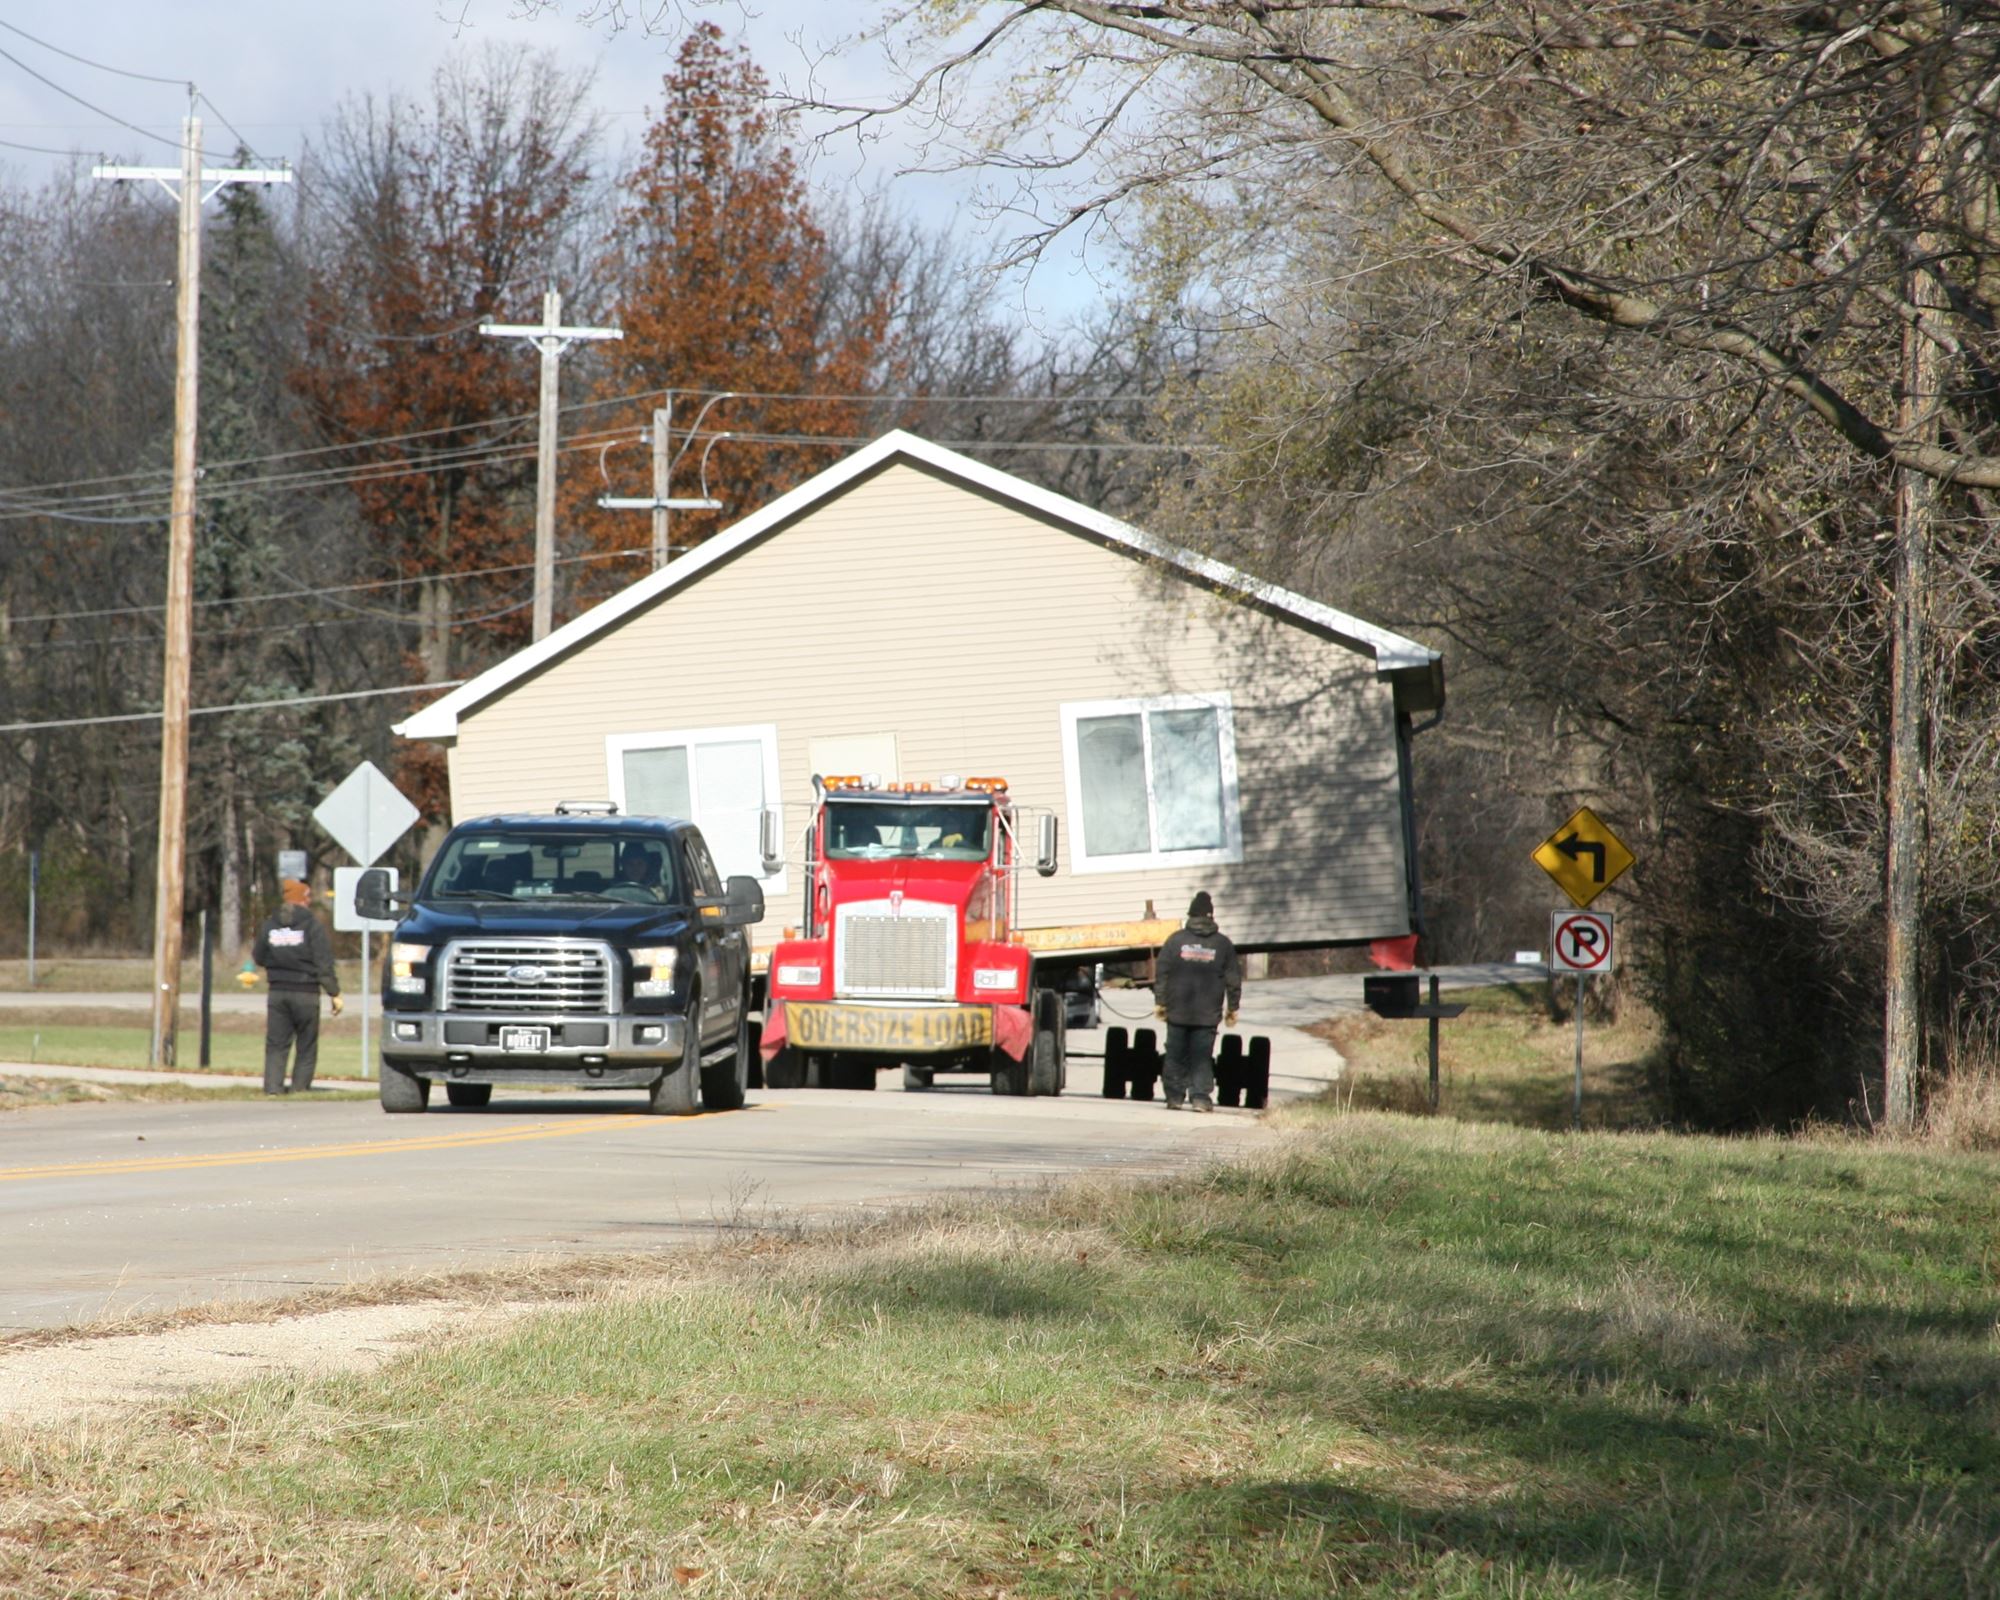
[355, 806, 763, 1115]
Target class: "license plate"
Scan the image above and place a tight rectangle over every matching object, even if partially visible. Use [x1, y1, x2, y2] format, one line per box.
[788, 1003, 992, 1052]
[499, 1026, 550, 1053]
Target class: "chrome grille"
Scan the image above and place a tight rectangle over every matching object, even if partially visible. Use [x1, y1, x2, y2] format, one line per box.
[837, 903, 953, 997]
[441, 939, 613, 1013]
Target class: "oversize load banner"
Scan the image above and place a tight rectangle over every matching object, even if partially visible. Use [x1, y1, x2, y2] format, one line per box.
[788, 1002, 993, 1053]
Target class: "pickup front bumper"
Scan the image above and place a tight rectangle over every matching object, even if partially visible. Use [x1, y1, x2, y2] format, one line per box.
[379, 1011, 688, 1089]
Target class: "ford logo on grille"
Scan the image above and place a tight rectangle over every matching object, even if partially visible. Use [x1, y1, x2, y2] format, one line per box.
[506, 964, 548, 984]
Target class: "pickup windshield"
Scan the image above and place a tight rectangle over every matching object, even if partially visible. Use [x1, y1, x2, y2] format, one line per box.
[425, 832, 681, 905]
[825, 801, 991, 863]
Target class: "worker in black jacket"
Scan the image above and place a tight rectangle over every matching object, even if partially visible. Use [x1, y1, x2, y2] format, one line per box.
[253, 877, 342, 1094]
[1154, 891, 1242, 1112]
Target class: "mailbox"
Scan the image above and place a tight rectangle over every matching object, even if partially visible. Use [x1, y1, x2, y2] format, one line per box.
[1364, 974, 1421, 1018]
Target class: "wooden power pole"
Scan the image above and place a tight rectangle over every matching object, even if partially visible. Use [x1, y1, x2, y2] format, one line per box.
[479, 288, 621, 639]
[95, 107, 290, 1068]
[597, 400, 724, 569]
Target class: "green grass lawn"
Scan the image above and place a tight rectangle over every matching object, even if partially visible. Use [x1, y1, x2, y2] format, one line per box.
[0, 1016, 371, 1078]
[6, 1109, 1997, 1598]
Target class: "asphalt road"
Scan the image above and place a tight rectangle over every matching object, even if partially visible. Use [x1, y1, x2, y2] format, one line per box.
[0, 1081, 1271, 1333]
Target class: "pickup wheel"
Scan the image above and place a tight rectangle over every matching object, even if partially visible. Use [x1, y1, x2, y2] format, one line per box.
[700, 996, 750, 1111]
[445, 1082, 492, 1109]
[380, 1062, 430, 1113]
[648, 994, 701, 1115]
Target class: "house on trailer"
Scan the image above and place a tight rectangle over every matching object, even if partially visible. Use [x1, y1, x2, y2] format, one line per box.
[394, 430, 1444, 954]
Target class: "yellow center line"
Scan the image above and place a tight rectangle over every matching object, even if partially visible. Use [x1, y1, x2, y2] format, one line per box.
[1, 1113, 679, 1183]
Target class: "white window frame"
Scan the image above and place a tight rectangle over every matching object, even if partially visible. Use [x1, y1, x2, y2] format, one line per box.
[605, 723, 787, 895]
[1058, 693, 1244, 874]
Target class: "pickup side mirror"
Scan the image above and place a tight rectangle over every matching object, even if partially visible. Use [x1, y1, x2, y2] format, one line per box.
[1036, 814, 1060, 878]
[355, 866, 394, 923]
[710, 874, 765, 929]
[758, 807, 783, 875]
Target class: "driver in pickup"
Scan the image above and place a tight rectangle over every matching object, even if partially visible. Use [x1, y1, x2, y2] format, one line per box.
[615, 843, 665, 902]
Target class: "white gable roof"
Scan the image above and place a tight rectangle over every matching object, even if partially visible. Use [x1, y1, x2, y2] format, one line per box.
[396, 429, 1441, 740]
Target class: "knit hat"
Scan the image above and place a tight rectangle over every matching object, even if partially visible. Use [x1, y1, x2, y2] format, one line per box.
[1188, 891, 1213, 919]
[281, 877, 310, 906]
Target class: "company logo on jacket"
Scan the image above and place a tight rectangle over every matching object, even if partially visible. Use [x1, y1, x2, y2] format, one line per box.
[269, 928, 306, 947]
[1179, 945, 1218, 963]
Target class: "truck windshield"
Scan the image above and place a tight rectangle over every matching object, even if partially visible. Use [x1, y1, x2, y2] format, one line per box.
[426, 832, 680, 904]
[825, 801, 991, 862]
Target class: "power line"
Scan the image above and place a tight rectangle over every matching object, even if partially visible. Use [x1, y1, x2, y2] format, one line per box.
[0, 19, 189, 87]
[0, 678, 468, 735]
[0, 43, 181, 152]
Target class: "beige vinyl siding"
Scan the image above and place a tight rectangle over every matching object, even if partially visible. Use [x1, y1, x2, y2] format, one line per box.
[447, 462, 1411, 946]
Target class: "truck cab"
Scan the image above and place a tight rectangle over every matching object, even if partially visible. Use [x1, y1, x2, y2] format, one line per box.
[357, 806, 763, 1115]
[761, 775, 1064, 1093]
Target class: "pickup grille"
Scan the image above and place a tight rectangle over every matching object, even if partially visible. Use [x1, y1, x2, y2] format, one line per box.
[837, 903, 953, 998]
[440, 939, 613, 1013]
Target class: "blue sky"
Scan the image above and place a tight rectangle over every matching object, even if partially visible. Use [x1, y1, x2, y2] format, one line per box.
[0, 1, 1112, 333]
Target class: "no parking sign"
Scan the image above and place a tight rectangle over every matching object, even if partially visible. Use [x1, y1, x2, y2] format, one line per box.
[1550, 910, 1614, 974]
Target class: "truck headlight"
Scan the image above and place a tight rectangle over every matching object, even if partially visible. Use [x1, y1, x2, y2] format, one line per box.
[629, 946, 677, 998]
[776, 962, 822, 988]
[390, 942, 430, 994]
[972, 967, 1019, 992]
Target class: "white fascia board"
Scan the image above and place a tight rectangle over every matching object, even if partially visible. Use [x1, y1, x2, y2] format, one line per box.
[394, 429, 1438, 738]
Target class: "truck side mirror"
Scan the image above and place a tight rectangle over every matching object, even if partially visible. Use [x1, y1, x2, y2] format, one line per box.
[720, 874, 765, 928]
[355, 867, 393, 923]
[1036, 814, 1059, 878]
[758, 807, 783, 875]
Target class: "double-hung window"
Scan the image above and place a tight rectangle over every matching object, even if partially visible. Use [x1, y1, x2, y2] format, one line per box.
[606, 724, 785, 892]
[1059, 694, 1242, 872]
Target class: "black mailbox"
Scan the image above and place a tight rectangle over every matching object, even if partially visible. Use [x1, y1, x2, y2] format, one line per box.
[1364, 974, 1421, 1018]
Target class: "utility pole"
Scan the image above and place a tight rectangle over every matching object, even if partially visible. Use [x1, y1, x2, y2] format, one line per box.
[95, 104, 291, 1068]
[596, 395, 732, 570]
[479, 288, 621, 638]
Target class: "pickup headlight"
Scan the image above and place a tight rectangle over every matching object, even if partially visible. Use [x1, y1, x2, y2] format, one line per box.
[629, 946, 677, 998]
[776, 962, 822, 988]
[390, 942, 429, 995]
[972, 967, 1020, 993]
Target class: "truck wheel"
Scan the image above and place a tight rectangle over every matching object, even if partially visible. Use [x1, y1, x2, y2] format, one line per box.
[649, 996, 701, 1114]
[1101, 1026, 1129, 1099]
[1130, 1027, 1160, 1102]
[1031, 990, 1064, 1097]
[380, 1062, 430, 1113]
[902, 1065, 935, 1090]
[700, 999, 750, 1111]
[746, 1019, 765, 1090]
[989, 1046, 1030, 1097]
[764, 1047, 805, 1089]
[1215, 1034, 1245, 1108]
[445, 1082, 492, 1109]
[1245, 1035, 1272, 1110]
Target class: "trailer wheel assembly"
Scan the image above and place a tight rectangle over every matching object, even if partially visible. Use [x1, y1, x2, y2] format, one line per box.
[1214, 1034, 1244, 1108]
[1101, 1026, 1129, 1099]
[1129, 1027, 1160, 1101]
[1244, 1035, 1272, 1109]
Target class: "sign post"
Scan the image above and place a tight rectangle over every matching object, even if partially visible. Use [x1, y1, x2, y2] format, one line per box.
[1535, 807, 1634, 1133]
[314, 762, 420, 1082]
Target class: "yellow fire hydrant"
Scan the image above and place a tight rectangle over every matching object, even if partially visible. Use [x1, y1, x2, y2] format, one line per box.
[236, 960, 261, 991]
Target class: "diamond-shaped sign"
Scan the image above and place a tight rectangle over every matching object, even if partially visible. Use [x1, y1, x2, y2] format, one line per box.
[313, 760, 420, 866]
[1532, 806, 1635, 909]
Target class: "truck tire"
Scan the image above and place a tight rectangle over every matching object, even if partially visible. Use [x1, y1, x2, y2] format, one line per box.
[649, 996, 701, 1114]
[445, 1082, 492, 1109]
[989, 1045, 1030, 1097]
[746, 1019, 765, 1089]
[764, 1047, 805, 1089]
[1030, 990, 1064, 1097]
[380, 1062, 430, 1113]
[1130, 1027, 1160, 1102]
[1215, 1034, 1245, 1108]
[1101, 1026, 1129, 1098]
[700, 999, 750, 1111]
[1245, 1035, 1272, 1110]
[902, 1065, 935, 1090]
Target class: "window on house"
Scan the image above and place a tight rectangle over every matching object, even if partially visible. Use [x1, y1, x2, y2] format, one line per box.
[606, 724, 784, 891]
[1059, 695, 1242, 872]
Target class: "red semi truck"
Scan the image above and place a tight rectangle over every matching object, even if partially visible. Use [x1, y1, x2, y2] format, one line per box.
[758, 774, 1272, 1100]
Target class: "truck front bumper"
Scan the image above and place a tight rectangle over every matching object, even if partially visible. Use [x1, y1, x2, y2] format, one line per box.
[767, 1000, 1031, 1058]
[379, 1011, 687, 1088]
